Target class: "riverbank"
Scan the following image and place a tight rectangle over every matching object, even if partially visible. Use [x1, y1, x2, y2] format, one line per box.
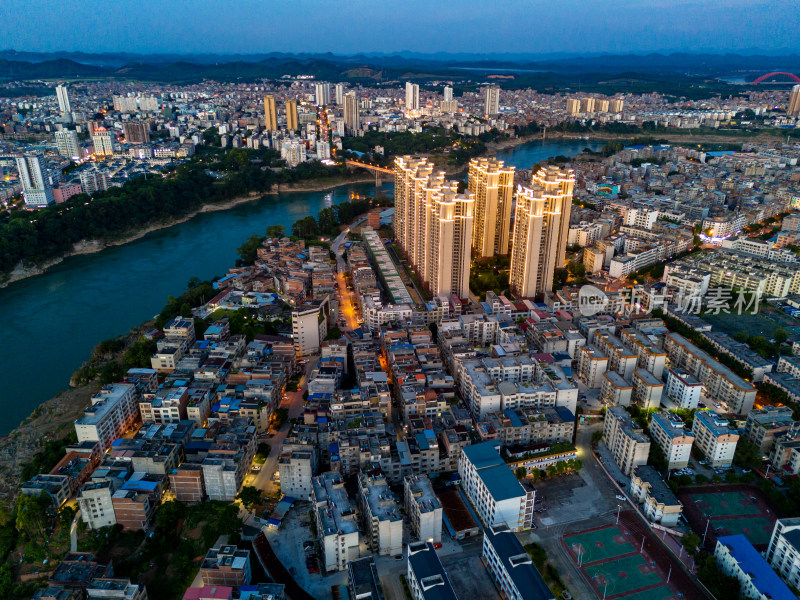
[1, 175, 378, 288]
[0, 320, 155, 497]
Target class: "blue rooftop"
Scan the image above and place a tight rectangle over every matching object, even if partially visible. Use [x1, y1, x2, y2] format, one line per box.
[717, 535, 794, 600]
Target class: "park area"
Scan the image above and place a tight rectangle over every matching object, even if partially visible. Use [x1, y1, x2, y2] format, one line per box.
[703, 307, 800, 338]
[679, 486, 778, 548]
[563, 513, 704, 600]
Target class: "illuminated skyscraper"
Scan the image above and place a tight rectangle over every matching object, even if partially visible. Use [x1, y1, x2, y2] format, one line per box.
[264, 95, 278, 130]
[468, 157, 515, 258]
[91, 128, 115, 157]
[484, 86, 500, 116]
[509, 166, 575, 298]
[286, 99, 299, 131]
[566, 98, 580, 115]
[16, 153, 54, 207]
[443, 86, 453, 101]
[335, 83, 345, 106]
[609, 99, 624, 113]
[394, 156, 474, 298]
[405, 82, 420, 112]
[56, 84, 71, 113]
[315, 82, 331, 107]
[788, 85, 800, 116]
[343, 92, 360, 136]
[580, 97, 595, 113]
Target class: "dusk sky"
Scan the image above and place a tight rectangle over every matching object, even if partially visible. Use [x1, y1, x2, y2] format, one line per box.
[3, 0, 799, 56]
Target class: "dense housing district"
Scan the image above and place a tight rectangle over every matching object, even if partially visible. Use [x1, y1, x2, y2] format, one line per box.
[9, 76, 800, 600]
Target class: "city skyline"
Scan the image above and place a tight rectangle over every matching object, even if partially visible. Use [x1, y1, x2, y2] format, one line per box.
[2, 0, 799, 56]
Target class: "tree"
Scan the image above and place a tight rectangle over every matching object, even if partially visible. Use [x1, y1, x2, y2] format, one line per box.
[591, 430, 603, 445]
[15, 493, 50, 540]
[774, 328, 789, 344]
[237, 234, 265, 266]
[734, 439, 763, 470]
[236, 486, 263, 510]
[682, 531, 701, 554]
[266, 224, 286, 238]
[515, 467, 527, 480]
[292, 216, 318, 238]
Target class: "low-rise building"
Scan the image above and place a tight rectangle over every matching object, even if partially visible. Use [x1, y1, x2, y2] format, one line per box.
[629, 465, 683, 527]
[347, 556, 385, 600]
[632, 368, 664, 410]
[663, 368, 703, 410]
[601, 371, 633, 407]
[743, 406, 796, 453]
[200, 545, 252, 588]
[312, 472, 360, 572]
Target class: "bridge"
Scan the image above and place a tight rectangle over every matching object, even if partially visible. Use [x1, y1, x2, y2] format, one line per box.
[751, 72, 800, 84]
[345, 159, 394, 185]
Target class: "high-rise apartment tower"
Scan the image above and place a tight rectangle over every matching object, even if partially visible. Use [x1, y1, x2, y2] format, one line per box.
[468, 158, 515, 258]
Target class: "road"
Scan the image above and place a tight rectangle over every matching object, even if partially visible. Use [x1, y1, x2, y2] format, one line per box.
[248, 357, 318, 497]
[332, 218, 365, 331]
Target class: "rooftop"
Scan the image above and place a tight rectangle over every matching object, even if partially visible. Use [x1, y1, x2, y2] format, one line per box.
[407, 542, 458, 600]
[484, 524, 554, 600]
[717, 535, 795, 600]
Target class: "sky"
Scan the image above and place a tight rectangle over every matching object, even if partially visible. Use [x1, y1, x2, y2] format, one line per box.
[3, 0, 799, 56]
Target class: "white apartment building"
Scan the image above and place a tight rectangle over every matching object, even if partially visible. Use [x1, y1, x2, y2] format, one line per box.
[629, 465, 683, 527]
[692, 410, 739, 468]
[650, 412, 694, 470]
[406, 542, 458, 600]
[75, 383, 139, 450]
[292, 304, 324, 357]
[743, 406, 796, 453]
[77, 481, 117, 530]
[664, 332, 757, 415]
[16, 153, 54, 207]
[632, 368, 664, 410]
[91, 129, 115, 156]
[601, 371, 633, 406]
[715, 535, 795, 600]
[404, 475, 443, 544]
[278, 450, 316, 500]
[469, 157, 515, 258]
[664, 368, 703, 409]
[359, 471, 403, 556]
[312, 472, 360, 572]
[55, 129, 81, 160]
[766, 517, 800, 591]
[482, 524, 554, 600]
[577, 345, 608, 388]
[602, 406, 651, 476]
[458, 441, 534, 532]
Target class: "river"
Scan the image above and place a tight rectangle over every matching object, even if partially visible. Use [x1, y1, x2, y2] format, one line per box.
[0, 138, 604, 435]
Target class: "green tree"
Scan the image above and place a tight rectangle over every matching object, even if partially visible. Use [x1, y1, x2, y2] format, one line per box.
[15, 493, 50, 540]
[237, 234, 265, 266]
[774, 328, 789, 344]
[236, 486, 263, 510]
[682, 531, 701, 554]
[515, 467, 527, 480]
[292, 216, 319, 238]
[733, 439, 763, 470]
[266, 224, 286, 238]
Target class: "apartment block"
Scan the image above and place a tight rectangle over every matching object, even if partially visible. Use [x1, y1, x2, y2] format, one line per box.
[766, 517, 800, 591]
[200, 545, 252, 588]
[601, 371, 633, 407]
[75, 384, 139, 450]
[629, 465, 682, 527]
[602, 406, 650, 476]
[406, 542, 459, 600]
[577, 345, 608, 389]
[663, 368, 703, 410]
[714, 535, 794, 600]
[632, 368, 664, 410]
[743, 406, 796, 453]
[358, 470, 403, 556]
[650, 412, 694, 470]
[168, 463, 205, 502]
[312, 472, 360, 572]
[469, 157, 515, 258]
[692, 410, 739, 468]
[482, 524, 554, 600]
[404, 475, 443, 544]
[458, 441, 535, 532]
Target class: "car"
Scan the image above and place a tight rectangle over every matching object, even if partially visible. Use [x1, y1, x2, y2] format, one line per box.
[433, 542, 442, 549]
[615, 495, 626, 501]
[394, 555, 403, 560]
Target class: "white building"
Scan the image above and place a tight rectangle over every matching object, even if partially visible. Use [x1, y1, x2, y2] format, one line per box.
[92, 129, 115, 156]
[278, 449, 316, 500]
[312, 472, 360, 572]
[406, 542, 458, 600]
[292, 304, 324, 357]
[602, 405, 650, 476]
[484, 86, 500, 117]
[650, 412, 694, 470]
[482, 524, 554, 600]
[601, 371, 633, 407]
[715, 535, 795, 600]
[629, 465, 683, 527]
[692, 410, 739, 468]
[315, 82, 331, 106]
[56, 84, 71, 113]
[458, 441, 534, 532]
[405, 82, 420, 112]
[359, 470, 403, 556]
[75, 384, 139, 450]
[766, 517, 800, 591]
[77, 481, 117, 530]
[55, 129, 81, 160]
[664, 368, 703, 409]
[404, 475, 443, 544]
[16, 153, 54, 207]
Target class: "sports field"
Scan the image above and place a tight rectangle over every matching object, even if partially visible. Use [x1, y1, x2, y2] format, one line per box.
[585, 555, 662, 597]
[689, 491, 760, 516]
[681, 486, 778, 549]
[565, 525, 635, 564]
[712, 517, 774, 545]
[562, 516, 702, 600]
